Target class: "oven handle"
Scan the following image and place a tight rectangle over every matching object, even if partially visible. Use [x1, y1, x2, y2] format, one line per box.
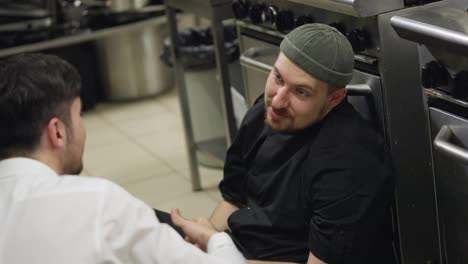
[391, 16, 468, 55]
[239, 47, 276, 73]
[434, 125, 468, 165]
[346, 84, 372, 96]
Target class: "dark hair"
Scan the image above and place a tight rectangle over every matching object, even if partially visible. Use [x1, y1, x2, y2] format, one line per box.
[0, 53, 81, 158]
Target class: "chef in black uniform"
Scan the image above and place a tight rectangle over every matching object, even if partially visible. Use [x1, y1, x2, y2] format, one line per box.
[208, 24, 394, 264]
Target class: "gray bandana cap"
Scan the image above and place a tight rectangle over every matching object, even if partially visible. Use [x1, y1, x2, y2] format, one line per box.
[280, 23, 354, 87]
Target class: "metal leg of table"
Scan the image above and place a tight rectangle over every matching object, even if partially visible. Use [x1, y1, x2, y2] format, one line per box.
[210, 15, 238, 146]
[166, 7, 201, 191]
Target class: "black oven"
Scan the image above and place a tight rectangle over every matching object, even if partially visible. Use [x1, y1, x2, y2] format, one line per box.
[391, 0, 468, 263]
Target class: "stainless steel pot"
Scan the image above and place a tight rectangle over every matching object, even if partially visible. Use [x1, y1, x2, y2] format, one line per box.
[107, 0, 149, 13]
[96, 16, 173, 100]
[82, 0, 149, 13]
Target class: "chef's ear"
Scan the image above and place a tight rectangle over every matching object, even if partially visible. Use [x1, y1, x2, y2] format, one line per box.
[327, 87, 347, 110]
[46, 117, 67, 148]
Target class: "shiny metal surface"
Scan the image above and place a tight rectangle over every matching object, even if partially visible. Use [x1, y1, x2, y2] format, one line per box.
[287, 0, 404, 17]
[107, 0, 149, 13]
[434, 125, 468, 165]
[0, 17, 53, 32]
[387, 2, 468, 263]
[346, 70, 384, 129]
[0, 16, 165, 58]
[239, 47, 278, 105]
[430, 107, 468, 263]
[166, 7, 201, 190]
[165, 0, 235, 190]
[426, 88, 468, 109]
[236, 2, 381, 58]
[346, 84, 372, 95]
[391, 1, 468, 82]
[379, 8, 441, 264]
[240, 48, 275, 73]
[239, 33, 279, 105]
[391, 5, 468, 57]
[96, 18, 172, 100]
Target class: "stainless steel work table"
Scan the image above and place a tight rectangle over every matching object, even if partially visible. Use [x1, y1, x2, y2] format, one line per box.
[165, 0, 237, 191]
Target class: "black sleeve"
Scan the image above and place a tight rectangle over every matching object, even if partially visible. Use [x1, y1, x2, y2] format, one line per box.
[219, 95, 265, 206]
[306, 149, 392, 264]
[219, 127, 248, 206]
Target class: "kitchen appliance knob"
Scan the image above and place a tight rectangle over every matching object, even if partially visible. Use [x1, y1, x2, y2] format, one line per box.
[262, 5, 278, 25]
[329, 22, 346, 35]
[347, 28, 369, 52]
[232, 0, 250, 19]
[421, 61, 449, 88]
[450, 71, 468, 100]
[276, 10, 295, 33]
[249, 4, 265, 25]
[294, 15, 315, 28]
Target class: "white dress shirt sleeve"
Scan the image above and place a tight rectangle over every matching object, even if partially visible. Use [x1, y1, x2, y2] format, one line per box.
[97, 182, 246, 264]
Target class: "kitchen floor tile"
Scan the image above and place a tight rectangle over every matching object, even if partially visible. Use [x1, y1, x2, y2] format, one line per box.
[135, 128, 190, 171]
[154, 191, 218, 219]
[177, 166, 223, 190]
[123, 172, 192, 207]
[83, 141, 173, 185]
[205, 186, 223, 203]
[95, 98, 168, 124]
[154, 88, 181, 115]
[83, 123, 128, 151]
[112, 109, 183, 138]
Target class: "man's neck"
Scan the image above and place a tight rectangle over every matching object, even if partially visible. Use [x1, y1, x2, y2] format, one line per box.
[25, 151, 63, 175]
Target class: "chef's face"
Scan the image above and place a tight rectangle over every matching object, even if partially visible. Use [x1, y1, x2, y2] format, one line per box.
[264, 52, 345, 132]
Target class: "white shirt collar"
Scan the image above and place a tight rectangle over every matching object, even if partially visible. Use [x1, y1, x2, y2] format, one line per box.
[0, 157, 58, 180]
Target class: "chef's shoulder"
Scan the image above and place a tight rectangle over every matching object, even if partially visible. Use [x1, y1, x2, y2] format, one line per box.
[238, 94, 266, 132]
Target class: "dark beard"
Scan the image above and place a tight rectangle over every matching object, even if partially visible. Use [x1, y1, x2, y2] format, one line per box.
[264, 103, 329, 134]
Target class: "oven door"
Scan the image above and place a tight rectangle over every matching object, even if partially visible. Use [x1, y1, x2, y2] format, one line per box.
[430, 107, 468, 264]
[239, 34, 279, 106]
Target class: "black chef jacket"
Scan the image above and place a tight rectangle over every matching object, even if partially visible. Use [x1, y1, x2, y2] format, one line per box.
[219, 96, 394, 264]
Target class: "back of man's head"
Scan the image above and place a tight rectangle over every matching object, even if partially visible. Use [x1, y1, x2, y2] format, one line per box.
[280, 23, 354, 90]
[0, 53, 81, 159]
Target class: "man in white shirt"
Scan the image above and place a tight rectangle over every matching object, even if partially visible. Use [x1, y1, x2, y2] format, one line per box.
[0, 53, 246, 264]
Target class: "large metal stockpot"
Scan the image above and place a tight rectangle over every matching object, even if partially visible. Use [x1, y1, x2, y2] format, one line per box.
[82, 0, 149, 13]
[107, 0, 149, 13]
[96, 15, 173, 100]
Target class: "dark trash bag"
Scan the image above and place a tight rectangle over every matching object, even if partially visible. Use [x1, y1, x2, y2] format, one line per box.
[161, 25, 239, 70]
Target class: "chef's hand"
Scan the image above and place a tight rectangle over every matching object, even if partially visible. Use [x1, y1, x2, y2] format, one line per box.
[170, 208, 217, 252]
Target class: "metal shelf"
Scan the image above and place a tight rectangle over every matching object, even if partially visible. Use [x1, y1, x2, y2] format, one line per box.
[0, 15, 167, 58]
[165, 0, 236, 190]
